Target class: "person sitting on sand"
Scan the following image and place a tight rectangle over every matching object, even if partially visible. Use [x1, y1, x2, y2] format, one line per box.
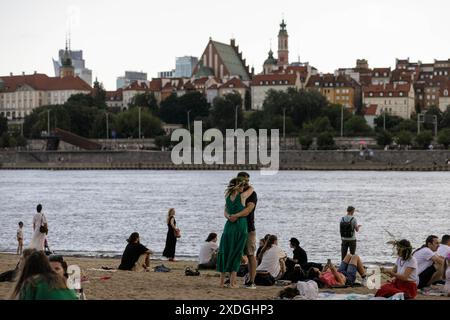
[255, 235, 287, 286]
[198, 233, 219, 270]
[412, 235, 444, 289]
[256, 234, 271, 265]
[11, 251, 78, 300]
[307, 254, 368, 288]
[376, 239, 418, 299]
[444, 253, 450, 296]
[118, 232, 154, 272]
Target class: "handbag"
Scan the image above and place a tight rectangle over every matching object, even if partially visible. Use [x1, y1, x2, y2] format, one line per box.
[174, 228, 181, 238]
[39, 214, 48, 234]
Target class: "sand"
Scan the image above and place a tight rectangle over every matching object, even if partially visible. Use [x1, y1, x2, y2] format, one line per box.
[0, 253, 448, 300]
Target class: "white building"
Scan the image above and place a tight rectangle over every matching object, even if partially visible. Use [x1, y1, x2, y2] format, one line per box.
[363, 83, 415, 119]
[0, 73, 91, 120]
[250, 73, 300, 110]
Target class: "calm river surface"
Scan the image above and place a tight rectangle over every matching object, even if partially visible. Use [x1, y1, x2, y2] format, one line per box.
[1, 170, 449, 263]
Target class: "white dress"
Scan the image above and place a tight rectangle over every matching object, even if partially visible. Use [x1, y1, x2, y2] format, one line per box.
[29, 212, 47, 251]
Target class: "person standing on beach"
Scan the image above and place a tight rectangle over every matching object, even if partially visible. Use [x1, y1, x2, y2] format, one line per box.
[217, 177, 254, 288]
[340, 206, 361, 261]
[229, 172, 258, 289]
[163, 208, 178, 262]
[29, 204, 48, 251]
[17, 221, 24, 255]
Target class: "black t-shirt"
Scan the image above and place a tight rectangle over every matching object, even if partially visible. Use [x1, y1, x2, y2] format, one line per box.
[245, 191, 257, 232]
[118, 242, 149, 270]
[293, 247, 308, 268]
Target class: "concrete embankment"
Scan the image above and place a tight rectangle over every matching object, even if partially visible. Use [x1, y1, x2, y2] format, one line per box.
[1, 150, 450, 171]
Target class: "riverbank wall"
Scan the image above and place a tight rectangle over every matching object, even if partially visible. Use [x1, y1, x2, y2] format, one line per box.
[1, 150, 450, 171]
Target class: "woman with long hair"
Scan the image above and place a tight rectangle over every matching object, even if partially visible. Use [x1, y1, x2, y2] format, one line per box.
[376, 239, 418, 299]
[198, 233, 219, 270]
[10, 251, 78, 300]
[216, 177, 253, 288]
[163, 208, 178, 261]
[255, 235, 287, 285]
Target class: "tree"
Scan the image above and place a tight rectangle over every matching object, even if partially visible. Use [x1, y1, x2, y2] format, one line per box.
[395, 131, 413, 146]
[299, 134, 313, 150]
[344, 116, 373, 137]
[159, 92, 210, 126]
[322, 104, 352, 133]
[130, 92, 158, 115]
[244, 90, 251, 111]
[392, 119, 417, 134]
[438, 128, 450, 148]
[92, 79, 107, 108]
[210, 92, 244, 132]
[415, 130, 433, 149]
[316, 131, 335, 150]
[67, 93, 96, 108]
[115, 108, 164, 138]
[424, 106, 443, 130]
[155, 135, 172, 150]
[302, 116, 334, 135]
[374, 114, 403, 131]
[0, 114, 7, 136]
[376, 130, 393, 147]
[439, 106, 450, 129]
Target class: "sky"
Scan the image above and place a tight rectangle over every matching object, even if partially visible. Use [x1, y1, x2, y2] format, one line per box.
[1, 0, 450, 90]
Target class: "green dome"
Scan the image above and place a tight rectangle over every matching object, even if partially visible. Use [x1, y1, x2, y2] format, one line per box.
[263, 49, 277, 65]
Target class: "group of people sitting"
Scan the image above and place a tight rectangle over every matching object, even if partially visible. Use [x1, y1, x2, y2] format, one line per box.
[0, 249, 83, 300]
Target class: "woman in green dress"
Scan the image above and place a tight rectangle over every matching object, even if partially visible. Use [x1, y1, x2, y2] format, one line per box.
[11, 251, 78, 300]
[217, 177, 254, 288]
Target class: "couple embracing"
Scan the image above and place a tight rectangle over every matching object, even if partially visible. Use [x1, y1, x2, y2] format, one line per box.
[216, 172, 258, 289]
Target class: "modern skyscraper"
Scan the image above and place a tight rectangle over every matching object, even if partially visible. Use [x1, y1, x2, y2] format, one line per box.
[116, 71, 148, 89]
[53, 43, 92, 85]
[174, 56, 198, 78]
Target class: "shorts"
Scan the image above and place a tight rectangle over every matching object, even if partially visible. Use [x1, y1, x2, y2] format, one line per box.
[244, 231, 256, 256]
[338, 261, 357, 285]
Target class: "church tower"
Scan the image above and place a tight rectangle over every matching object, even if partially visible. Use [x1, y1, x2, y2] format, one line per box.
[60, 39, 74, 78]
[277, 19, 289, 67]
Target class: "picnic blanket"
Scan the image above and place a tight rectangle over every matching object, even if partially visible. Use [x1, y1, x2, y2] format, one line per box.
[311, 292, 404, 300]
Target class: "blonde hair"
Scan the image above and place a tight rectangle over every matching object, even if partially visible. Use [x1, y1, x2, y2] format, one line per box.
[166, 208, 175, 224]
[225, 177, 247, 197]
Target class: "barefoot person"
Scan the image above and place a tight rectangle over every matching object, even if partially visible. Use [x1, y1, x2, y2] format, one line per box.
[217, 177, 253, 288]
[29, 204, 48, 251]
[163, 208, 178, 262]
[198, 233, 219, 270]
[17, 222, 24, 255]
[118, 232, 154, 271]
[229, 172, 258, 289]
[308, 254, 368, 287]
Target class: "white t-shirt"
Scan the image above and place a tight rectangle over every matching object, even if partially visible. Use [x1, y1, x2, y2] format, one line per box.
[437, 244, 450, 258]
[256, 245, 287, 278]
[413, 247, 436, 275]
[198, 241, 218, 264]
[396, 256, 418, 283]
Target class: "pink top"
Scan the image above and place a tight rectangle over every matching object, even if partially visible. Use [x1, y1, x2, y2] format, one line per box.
[320, 271, 340, 286]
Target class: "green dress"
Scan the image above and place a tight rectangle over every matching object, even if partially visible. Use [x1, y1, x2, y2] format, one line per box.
[216, 193, 248, 273]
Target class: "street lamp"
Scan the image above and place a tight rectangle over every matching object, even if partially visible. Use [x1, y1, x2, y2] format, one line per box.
[340, 104, 344, 137]
[282, 107, 286, 148]
[383, 111, 386, 131]
[138, 107, 141, 139]
[105, 112, 109, 139]
[47, 110, 50, 135]
[187, 110, 191, 132]
[235, 105, 238, 130]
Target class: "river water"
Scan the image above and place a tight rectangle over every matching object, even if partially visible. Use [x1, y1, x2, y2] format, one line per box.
[0, 170, 449, 264]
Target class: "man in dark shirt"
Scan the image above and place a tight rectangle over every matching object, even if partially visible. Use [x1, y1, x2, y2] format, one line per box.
[229, 172, 258, 289]
[118, 232, 154, 271]
[286, 237, 308, 272]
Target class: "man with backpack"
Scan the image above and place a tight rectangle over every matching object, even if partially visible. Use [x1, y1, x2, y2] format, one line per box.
[340, 206, 361, 260]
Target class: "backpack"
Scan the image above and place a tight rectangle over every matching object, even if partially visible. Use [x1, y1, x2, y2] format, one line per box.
[340, 217, 354, 238]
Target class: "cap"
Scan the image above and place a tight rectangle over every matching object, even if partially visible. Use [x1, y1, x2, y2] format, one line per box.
[347, 206, 355, 212]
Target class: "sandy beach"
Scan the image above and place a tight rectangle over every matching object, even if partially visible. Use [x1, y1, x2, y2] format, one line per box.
[0, 253, 448, 300]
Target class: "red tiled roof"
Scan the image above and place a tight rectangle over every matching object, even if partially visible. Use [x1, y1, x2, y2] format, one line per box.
[207, 84, 218, 89]
[193, 77, 209, 86]
[364, 104, 378, 116]
[149, 78, 162, 91]
[251, 74, 297, 86]
[0, 73, 92, 92]
[124, 81, 148, 91]
[363, 83, 411, 97]
[106, 88, 123, 101]
[219, 78, 247, 89]
[183, 81, 195, 90]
